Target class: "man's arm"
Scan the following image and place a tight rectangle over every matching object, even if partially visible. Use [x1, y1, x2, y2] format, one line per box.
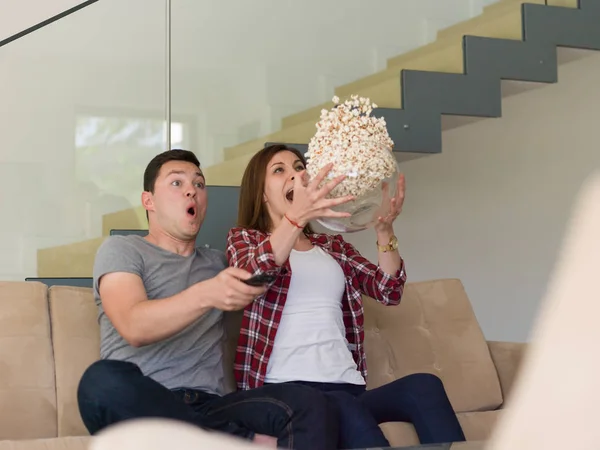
[99, 267, 267, 348]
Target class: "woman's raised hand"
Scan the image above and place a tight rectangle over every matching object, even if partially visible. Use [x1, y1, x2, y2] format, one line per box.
[286, 163, 355, 226]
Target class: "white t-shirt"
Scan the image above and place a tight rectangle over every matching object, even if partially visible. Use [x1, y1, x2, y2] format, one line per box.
[264, 246, 365, 385]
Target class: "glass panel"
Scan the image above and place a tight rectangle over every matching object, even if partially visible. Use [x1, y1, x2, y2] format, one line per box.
[169, 0, 511, 186]
[0, 0, 524, 280]
[0, 0, 168, 280]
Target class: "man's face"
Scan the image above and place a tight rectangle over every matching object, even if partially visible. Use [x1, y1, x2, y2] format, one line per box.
[143, 160, 207, 240]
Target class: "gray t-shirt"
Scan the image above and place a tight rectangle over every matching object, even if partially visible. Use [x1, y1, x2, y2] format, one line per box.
[93, 235, 227, 395]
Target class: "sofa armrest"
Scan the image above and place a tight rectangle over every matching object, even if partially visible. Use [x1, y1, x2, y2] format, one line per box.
[487, 340, 527, 402]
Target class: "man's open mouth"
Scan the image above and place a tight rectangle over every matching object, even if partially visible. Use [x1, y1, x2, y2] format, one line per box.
[186, 206, 196, 217]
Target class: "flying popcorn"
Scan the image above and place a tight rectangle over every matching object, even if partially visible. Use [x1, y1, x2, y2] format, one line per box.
[305, 95, 397, 200]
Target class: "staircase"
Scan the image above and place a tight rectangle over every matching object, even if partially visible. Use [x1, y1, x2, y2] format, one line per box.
[36, 0, 600, 278]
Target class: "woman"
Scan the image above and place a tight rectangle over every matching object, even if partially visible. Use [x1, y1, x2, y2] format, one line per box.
[226, 144, 465, 449]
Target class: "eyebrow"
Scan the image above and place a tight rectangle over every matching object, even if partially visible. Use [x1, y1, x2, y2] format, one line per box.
[269, 159, 303, 168]
[166, 169, 204, 178]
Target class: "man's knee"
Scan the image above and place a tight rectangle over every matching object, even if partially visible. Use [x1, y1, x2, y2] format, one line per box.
[78, 359, 141, 403]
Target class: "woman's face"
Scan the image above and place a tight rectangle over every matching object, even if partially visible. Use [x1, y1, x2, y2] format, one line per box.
[263, 150, 306, 225]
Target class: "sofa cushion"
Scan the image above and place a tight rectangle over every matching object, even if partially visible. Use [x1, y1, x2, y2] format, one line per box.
[0, 437, 91, 450]
[363, 278, 503, 413]
[457, 410, 501, 441]
[379, 410, 501, 447]
[222, 311, 243, 394]
[379, 421, 419, 447]
[49, 286, 100, 437]
[0, 281, 58, 439]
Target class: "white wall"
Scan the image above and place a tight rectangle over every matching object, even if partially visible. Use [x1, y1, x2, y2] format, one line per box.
[0, 0, 86, 42]
[342, 51, 600, 343]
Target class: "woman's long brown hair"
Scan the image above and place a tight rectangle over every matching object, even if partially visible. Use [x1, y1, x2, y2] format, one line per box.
[237, 144, 314, 235]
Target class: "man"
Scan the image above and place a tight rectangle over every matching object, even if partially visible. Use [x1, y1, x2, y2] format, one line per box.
[77, 149, 339, 449]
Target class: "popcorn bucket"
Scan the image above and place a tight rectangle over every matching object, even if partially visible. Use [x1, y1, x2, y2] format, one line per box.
[306, 95, 400, 233]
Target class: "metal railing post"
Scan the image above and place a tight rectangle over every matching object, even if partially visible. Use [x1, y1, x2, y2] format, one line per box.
[165, 0, 172, 151]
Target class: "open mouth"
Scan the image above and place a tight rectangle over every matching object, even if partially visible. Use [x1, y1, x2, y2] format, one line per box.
[186, 206, 196, 218]
[285, 188, 294, 202]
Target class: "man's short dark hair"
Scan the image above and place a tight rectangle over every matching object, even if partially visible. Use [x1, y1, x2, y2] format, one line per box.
[143, 149, 201, 193]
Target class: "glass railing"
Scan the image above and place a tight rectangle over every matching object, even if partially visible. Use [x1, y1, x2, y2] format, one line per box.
[0, 0, 168, 280]
[0, 0, 510, 281]
[169, 0, 503, 171]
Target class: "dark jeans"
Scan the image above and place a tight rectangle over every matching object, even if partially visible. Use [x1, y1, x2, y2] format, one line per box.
[287, 373, 466, 449]
[77, 360, 338, 450]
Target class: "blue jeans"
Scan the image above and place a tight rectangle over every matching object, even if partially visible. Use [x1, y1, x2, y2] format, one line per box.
[287, 373, 466, 449]
[77, 360, 339, 450]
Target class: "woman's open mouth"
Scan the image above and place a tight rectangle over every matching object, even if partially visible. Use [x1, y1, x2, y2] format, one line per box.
[285, 189, 294, 202]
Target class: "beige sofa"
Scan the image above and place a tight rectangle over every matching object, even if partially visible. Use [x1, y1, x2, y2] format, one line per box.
[0, 278, 526, 449]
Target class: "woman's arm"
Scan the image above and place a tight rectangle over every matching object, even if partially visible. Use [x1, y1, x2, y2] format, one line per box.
[345, 173, 405, 304]
[340, 236, 406, 305]
[262, 217, 305, 266]
[375, 228, 402, 276]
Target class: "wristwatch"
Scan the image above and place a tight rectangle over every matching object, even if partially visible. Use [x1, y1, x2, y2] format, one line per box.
[376, 235, 398, 253]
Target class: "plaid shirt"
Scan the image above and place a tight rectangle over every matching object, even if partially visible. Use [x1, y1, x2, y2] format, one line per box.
[226, 227, 407, 391]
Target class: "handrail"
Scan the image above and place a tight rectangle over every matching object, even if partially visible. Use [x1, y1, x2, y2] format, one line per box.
[0, 0, 99, 48]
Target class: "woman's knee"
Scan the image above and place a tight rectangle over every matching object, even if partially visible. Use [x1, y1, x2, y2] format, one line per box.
[397, 373, 453, 402]
[325, 391, 359, 412]
[326, 391, 375, 421]
[402, 373, 444, 389]
[265, 383, 334, 417]
[326, 391, 390, 448]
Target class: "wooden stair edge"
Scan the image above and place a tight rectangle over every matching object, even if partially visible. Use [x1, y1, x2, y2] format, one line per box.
[37, 236, 106, 278]
[282, 0, 580, 132]
[226, 41, 464, 155]
[102, 205, 147, 236]
[222, 120, 317, 162]
[546, 0, 579, 7]
[435, 0, 545, 42]
[236, 4, 535, 144]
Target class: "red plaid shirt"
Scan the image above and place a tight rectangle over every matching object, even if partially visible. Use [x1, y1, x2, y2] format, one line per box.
[226, 227, 407, 390]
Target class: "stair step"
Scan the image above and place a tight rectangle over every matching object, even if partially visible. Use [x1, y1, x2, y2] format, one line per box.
[235, 4, 535, 153]
[101, 206, 147, 237]
[271, 0, 578, 134]
[226, 0, 599, 165]
[109, 229, 148, 236]
[203, 153, 257, 187]
[25, 277, 93, 288]
[37, 186, 242, 277]
[546, 0, 579, 7]
[37, 237, 105, 278]
[220, 120, 316, 164]
[436, 0, 545, 42]
[483, 0, 539, 16]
